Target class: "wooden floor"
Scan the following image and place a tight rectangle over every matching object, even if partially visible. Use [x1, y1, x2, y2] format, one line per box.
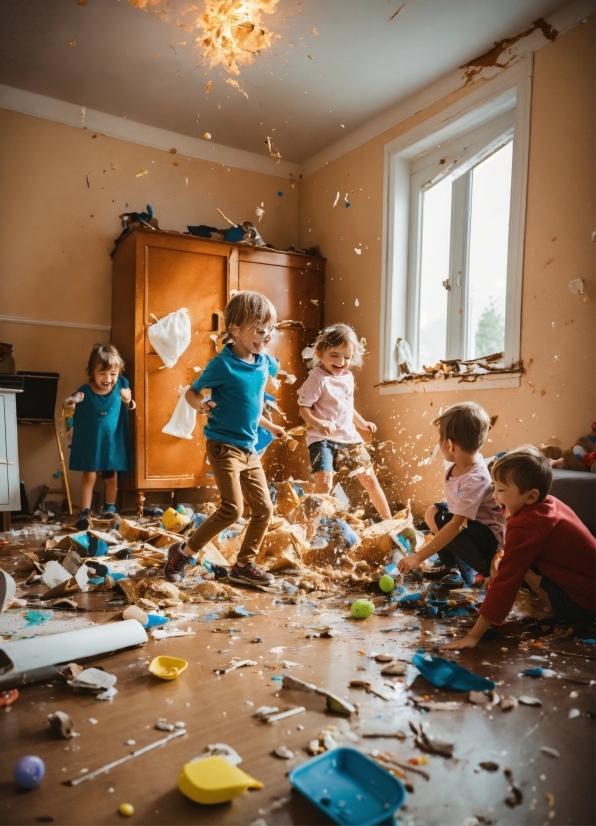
[0, 547, 594, 826]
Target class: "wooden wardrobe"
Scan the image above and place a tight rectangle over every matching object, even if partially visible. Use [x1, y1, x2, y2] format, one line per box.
[111, 229, 324, 509]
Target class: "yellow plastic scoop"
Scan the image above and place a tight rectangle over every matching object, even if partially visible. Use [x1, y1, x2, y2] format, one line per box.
[149, 655, 188, 681]
[177, 756, 263, 805]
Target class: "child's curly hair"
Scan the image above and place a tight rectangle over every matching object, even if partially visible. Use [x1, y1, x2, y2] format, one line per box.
[87, 344, 124, 379]
[313, 323, 366, 368]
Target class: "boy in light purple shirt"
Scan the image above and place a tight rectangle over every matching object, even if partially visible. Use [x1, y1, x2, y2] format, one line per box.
[398, 402, 505, 588]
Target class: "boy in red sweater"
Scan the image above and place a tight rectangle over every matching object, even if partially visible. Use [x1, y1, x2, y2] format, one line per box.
[444, 446, 595, 649]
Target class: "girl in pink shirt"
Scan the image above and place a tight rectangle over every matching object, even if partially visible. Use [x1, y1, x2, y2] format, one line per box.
[297, 324, 392, 519]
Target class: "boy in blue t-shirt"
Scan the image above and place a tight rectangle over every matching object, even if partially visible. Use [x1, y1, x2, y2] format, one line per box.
[164, 291, 286, 586]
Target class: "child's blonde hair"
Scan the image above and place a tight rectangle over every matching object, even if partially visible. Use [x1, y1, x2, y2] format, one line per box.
[314, 323, 365, 368]
[432, 402, 490, 452]
[224, 291, 277, 336]
[87, 344, 124, 379]
[492, 446, 552, 502]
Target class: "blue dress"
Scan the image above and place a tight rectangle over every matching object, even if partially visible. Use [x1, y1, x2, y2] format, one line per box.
[69, 376, 133, 473]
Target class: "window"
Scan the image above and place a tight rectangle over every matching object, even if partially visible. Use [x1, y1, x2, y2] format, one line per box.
[411, 123, 513, 370]
[381, 59, 531, 389]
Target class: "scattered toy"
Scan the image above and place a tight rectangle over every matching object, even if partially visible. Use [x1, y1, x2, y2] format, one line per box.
[14, 755, 45, 789]
[351, 599, 375, 619]
[47, 711, 76, 739]
[118, 803, 134, 817]
[149, 655, 188, 680]
[177, 756, 262, 804]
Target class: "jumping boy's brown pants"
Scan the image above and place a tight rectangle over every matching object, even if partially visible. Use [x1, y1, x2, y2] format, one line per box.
[186, 440, 273, 566]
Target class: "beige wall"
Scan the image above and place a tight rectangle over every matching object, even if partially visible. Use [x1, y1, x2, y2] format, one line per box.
[298, 19, 595, 517]
[1, 20, 594, 515]
[0, 110, 298, 507]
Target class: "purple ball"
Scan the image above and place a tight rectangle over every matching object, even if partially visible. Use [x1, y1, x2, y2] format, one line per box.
[14, 755, 45, 789]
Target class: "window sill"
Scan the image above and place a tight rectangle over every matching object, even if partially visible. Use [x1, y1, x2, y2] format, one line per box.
[377, 371, 522, 395]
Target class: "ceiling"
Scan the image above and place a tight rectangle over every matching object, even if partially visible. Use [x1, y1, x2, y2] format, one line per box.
[0, 0, 575, 163]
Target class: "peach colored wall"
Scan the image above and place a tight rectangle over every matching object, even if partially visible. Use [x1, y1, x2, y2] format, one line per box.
[298, 20, 595, 517]
[0, 109, 298, 507]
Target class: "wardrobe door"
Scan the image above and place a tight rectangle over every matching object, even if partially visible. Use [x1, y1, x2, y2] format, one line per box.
[142, 243, 227, 486]
[238, 249, 324, 481]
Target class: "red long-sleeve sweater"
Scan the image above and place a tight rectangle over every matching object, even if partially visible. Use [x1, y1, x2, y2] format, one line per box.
[480, 496, 596, 625]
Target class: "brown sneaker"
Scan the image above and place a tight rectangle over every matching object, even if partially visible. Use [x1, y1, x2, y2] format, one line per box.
[229, 562, 274, 586]
[164, 542, 191, 583]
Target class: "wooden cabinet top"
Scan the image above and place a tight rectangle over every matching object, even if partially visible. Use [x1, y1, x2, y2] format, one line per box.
[113, 228, 325, 273]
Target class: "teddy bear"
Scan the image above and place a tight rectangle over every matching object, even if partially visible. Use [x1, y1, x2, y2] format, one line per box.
[539, 422, 596, 472]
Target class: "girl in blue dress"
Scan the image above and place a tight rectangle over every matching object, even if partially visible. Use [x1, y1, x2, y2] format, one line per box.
[64, 343, 134, 527]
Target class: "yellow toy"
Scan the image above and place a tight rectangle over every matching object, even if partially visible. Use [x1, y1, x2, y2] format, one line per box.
[177, 756, 263, 804]
[148, 656, 188, 681]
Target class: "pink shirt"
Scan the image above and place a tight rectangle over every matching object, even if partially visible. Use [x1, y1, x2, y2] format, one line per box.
[444, 459, 505, 546]
[297, 366, 362, 447]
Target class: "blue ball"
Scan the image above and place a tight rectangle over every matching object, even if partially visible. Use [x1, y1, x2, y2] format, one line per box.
[14, 755, 45, 789]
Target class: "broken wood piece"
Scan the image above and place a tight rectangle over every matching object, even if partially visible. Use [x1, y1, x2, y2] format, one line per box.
[412, 696, 461, 712]
[305, 626, 338, 638]
[64, 728, 186, 786]
[349, 679, 394, 701]
[58, 663, 84, 681]
[48, 710, 76, 739]
[213, 659, 257, 675]
[380, 661, 407, 676]
[360, 721, 407, 739]
[262, 707, 305, 724]
[371, 752, 430, 780]
[468, 689, 500, 705]
[410, 721, 454, 758]
[68, 667, 117, 693]
[281, 673, 355, 715]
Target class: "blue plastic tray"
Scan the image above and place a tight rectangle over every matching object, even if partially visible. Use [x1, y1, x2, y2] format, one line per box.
[289, 748, 406, 826]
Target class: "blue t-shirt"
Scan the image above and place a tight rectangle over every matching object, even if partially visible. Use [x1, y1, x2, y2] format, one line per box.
[191, 345, 278, 450]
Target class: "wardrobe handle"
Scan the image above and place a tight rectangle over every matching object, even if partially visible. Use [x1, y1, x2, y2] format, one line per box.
[212, 313, 219, 331]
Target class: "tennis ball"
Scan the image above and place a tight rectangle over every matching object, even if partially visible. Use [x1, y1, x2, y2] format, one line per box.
[351, 599, 375, 619]
[379, 574, 395, 593]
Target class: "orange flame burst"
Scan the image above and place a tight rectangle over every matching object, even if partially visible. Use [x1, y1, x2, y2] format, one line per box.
[196, 0, 279, 75]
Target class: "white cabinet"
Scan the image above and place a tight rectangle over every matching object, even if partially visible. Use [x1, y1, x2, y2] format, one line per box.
[0, 390, 21, 512]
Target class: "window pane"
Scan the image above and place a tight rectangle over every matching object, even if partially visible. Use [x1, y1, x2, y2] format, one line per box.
[418, 177, 451, 368]
[467, 141, 513, 358]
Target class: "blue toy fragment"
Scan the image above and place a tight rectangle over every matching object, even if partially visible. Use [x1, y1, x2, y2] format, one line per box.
[412, 651, 494, 692]
[523, 667, 544, 678]
[143, 615, 169, 629]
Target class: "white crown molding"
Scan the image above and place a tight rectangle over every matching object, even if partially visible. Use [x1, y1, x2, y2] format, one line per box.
[0, 84, 301, 179]
[301, 0, 594, 177]
[0, 315, 111, 332]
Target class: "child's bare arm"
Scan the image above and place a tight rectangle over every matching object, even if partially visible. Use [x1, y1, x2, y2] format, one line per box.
[397, 515, 467, 574]
[185, 387, 216, 415]
[443, 615, 492, 649]
[353, 408, 377, 433]
[299, 405, 337, 437]
[63, 392, 84, 408]
[259, 416, 286, 440]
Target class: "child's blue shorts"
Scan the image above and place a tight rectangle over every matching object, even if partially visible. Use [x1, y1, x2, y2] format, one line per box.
[308, 439, 372, 475]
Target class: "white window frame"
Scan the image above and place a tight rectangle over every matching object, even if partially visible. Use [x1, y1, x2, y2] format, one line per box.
[380, 56, 533, 393]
